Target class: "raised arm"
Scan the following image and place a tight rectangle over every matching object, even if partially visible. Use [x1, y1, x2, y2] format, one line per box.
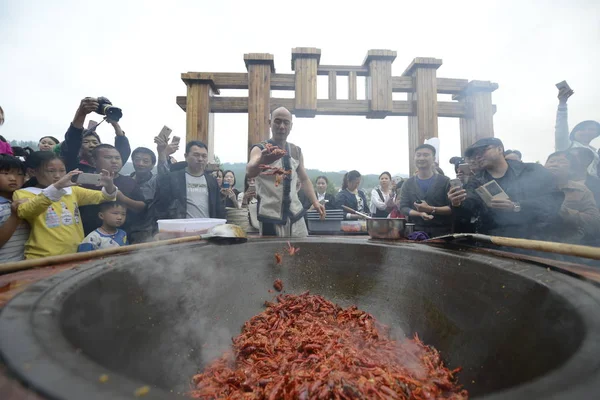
[62, 98, 99, 172]
[555, 87, 573, 151]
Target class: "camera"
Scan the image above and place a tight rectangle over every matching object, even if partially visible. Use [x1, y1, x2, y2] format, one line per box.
[96, 97, 123, 122]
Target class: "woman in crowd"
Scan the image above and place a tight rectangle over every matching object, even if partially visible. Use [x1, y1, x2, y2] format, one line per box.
[13, 152, 117, 259]
[222, 170, 240, 208]
[312, 175, 336, 210]
[213, 169, 224, 188]
[336, 170, 368, 219]
[38, 136, 60, 152]
[370, 171, 395, 217]
[238, 175, 257, 206]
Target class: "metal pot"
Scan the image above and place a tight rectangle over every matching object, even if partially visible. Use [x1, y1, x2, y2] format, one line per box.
[367, 218, 406, 239]
[1, 239, 600, 399]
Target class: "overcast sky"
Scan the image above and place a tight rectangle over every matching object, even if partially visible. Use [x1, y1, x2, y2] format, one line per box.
[1, 0, 598, 176]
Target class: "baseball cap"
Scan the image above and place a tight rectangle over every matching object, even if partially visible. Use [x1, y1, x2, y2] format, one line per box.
[465, 137, 504, 157]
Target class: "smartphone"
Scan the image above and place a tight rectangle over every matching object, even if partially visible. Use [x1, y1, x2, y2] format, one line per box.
[555, 80, 571, 91]
[450, 178, 463, 188]
[458, 163, 471, 175]
[87, 120, 99, 130]
[71, 173, 102, 186]
[158, 126, 172, 142]
[222, 182, 230, 189]
[171, 135, 181, 145]
[484, 180, 505, 197]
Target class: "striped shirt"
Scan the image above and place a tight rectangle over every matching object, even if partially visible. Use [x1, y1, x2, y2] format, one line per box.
[0, 196, 29, 262]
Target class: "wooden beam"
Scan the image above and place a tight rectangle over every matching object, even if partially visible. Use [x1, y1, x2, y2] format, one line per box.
[328, 71, 337, 100]
[245, 53, 274, 155]
[271, 74, 295, 90]
[178, 96, 468, 118]
[392, 76, 413, 92]
[348, 71, 357, 100]
[318, 65, 369, 76]
[437, 78, 469, 94]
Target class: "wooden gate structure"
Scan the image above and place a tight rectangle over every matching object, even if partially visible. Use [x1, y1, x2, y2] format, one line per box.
[176, 48, 497, 173]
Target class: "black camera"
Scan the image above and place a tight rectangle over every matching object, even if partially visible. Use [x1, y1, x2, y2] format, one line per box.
[96, 97, 123, 122]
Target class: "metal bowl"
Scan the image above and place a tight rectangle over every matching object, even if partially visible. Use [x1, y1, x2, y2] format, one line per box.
[367, 218, 406, 239]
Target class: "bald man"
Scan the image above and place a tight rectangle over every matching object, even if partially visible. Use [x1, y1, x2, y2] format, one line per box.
[246, 107, 325, 237]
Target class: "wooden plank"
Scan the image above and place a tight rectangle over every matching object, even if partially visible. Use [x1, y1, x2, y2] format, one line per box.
[318, 65, 369, 76]
[316, 100, 370, 115]
[180, 72, 294, 91]
[437, 101, 468, 118]
[348, 71, 357, 100]
[182, 72, 246, 90]
[437, 78, 469, 94]
[271, 73, 295, 90]
[392, 76, 413, 92]
[402, 57, 443, 77]
[180, 96, 463, 118]
[328, 71, 337, 100]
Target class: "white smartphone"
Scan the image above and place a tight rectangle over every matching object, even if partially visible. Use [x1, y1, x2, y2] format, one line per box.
[72, 173, 102, 186]
[158, 126, 172, 142]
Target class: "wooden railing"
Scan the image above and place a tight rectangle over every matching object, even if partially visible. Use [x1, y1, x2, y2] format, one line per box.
[178, 48, 497, 169]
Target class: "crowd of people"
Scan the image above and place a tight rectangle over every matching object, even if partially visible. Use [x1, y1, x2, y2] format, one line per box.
[1, 89, 599, 264]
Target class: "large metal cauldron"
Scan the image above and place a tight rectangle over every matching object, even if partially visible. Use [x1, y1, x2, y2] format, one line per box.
[1, 238, 600, 399]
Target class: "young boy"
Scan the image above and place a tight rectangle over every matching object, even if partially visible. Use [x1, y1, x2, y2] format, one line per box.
[0, 155, 29, 262]
[78, 202, 128, 252]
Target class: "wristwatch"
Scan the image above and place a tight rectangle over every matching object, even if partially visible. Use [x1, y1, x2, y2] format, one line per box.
[513, 202, 521, 213]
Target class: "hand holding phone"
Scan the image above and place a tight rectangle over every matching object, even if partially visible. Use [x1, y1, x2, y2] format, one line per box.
[158, 126, 172, 142]
[71, 173, 102, 186]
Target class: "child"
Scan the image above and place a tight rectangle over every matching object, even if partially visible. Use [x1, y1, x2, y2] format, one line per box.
[13, 151, 118, 259]
[0, 155, 29, 262]
[78, 202, 128, 252]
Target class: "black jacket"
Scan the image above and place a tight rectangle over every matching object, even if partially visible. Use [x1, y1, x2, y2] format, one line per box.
[151, 169, 225, 221]
[400, 174, 453, 236]
[61, 124, 131, 173]
[454, 160, 564, 240]
[336, 189, 368, 218]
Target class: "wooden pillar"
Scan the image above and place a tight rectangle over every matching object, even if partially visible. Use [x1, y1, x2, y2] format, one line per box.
[244, 53, 274, 156]
[363, 50, 396, 118]
[181, 73, 219, 161]
[291, 47, 321, 117]
[403, 58, 443, 175]
[454, 80, 498, 154]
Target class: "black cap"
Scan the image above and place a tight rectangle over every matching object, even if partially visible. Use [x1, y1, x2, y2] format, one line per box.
[465, 137, 504, 157]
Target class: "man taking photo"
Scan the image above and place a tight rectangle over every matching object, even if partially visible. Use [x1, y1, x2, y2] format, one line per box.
[449, 138, 564, 240]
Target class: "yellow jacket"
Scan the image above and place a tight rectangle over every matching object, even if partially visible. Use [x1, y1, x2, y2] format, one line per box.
[13, 185, 117, 259]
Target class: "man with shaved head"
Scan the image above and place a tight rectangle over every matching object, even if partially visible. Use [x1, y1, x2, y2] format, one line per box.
[246, 107, 325, 237]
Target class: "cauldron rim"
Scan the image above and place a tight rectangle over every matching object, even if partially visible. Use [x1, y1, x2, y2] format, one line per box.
[1, 238, 600, 400]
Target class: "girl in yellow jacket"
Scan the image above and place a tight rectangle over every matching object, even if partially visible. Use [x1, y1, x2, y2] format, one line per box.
[13, 152, 118, 259]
